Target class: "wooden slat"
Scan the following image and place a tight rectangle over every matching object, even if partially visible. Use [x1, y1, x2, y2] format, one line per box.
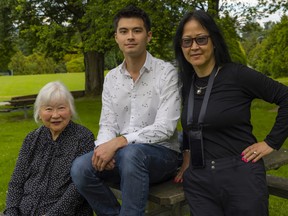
[266, 175, 288, 199]
[263, 148, 288, 170]
[148, 181, 185, 205]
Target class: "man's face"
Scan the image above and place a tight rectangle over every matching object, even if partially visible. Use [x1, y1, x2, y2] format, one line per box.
[115, 17, 152, 58]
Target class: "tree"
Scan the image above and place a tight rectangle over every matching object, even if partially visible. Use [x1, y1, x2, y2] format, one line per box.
[5, 0, 285, 95]
[239, 21, 264, 55]
[10, 0, 188, 95]
[218, 13, 247, 65]
[249, 15, 288, 78]
[0, 0, 16, 71]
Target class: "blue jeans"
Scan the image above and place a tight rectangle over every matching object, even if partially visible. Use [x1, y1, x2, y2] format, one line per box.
[71, 144, 179, 216]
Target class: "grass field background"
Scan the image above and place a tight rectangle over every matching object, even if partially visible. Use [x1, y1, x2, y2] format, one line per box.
[0, 73, 287, 215]
[0, 73, 85, 101]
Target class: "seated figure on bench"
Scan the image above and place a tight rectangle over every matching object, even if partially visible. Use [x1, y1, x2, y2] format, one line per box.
[71, 5, 181, 216]
[173, 10, 288, 216]
[4, 81, 94, 216]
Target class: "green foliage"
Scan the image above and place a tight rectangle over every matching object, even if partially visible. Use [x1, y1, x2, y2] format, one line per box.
[240, 21, 264, 55]
[1, 0, 288, 95]
[217, 14, 247, 65]
[142, 0, 187, 61]
[9, 52, 56, 75]
[248, 15, 288, 78]
[66, 56, 85, 73]
[0, 0, 16, 70]
[104, 48, 123, 70]
[8, 51, 87, 75]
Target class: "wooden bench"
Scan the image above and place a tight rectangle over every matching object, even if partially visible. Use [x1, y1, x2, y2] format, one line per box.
[110, 181, 188, 216]
[109, 148, 288, 216]
[266, 174, 288, 199]
[0, 90, 85, 118]
[1, 150, 287, 215]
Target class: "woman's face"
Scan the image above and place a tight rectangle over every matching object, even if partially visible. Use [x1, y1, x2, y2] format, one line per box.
[181, 19, 215, 72]
[39, 101, 72, 140]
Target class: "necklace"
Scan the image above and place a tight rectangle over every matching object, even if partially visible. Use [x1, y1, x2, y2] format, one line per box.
[193, 66, 221, 95]
[194, 83, 207, 95]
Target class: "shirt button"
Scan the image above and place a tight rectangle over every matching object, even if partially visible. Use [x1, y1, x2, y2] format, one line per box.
[211, 161, 215, 164]
[211, 166, 215, 169]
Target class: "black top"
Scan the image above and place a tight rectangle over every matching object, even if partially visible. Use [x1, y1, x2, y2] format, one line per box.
[181, 63, 288, 159]
[5, 121, 95, 216]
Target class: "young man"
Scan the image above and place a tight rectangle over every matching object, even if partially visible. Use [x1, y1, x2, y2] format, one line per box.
[71, 5, 181, 216]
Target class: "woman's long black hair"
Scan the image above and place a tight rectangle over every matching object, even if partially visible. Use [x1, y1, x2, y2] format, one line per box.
[173, 10, 232, 95]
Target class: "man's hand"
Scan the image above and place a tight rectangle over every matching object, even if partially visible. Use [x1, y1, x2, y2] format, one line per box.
[105, 159, 116, 170]
[92, 136, 127, 171]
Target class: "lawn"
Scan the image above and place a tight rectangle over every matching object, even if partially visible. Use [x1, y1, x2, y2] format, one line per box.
[0, 74, 287, 215]
[0, 73, 85, 101]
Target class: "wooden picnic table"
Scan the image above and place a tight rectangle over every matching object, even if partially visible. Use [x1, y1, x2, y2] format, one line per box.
[0, 98, 36, 118]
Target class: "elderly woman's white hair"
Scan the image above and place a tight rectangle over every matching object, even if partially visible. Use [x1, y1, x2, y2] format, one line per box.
[34, 81, 77, 123]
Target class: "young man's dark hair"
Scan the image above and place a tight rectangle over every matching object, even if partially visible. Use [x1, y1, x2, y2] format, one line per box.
[113, 5, 151, 32]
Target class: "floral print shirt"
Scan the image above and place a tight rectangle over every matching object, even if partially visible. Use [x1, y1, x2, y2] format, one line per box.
[95, 52, 181, 152]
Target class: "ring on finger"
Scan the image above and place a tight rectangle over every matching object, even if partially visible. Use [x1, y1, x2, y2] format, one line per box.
[253, 151, 257, 155]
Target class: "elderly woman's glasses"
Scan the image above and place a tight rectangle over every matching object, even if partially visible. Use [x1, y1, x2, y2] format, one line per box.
[181, 35, 210, 48]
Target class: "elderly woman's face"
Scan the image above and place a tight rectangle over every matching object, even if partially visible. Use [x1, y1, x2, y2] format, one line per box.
[39, 101, 72, 140]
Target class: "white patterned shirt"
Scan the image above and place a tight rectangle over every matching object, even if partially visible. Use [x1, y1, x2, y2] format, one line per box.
[94, 52, 181, 152]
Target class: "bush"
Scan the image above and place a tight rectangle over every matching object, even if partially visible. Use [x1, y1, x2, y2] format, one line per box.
[9, 52, 56, 75]
[65, 56, 85, 73]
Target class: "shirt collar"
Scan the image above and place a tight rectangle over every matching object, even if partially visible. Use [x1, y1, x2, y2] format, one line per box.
[119, 51, 152, 75]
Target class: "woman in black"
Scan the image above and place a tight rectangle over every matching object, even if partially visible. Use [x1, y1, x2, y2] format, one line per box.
[173, 10, 288, 216]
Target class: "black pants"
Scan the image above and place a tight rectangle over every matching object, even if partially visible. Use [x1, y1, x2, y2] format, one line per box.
[183, 156, 269, 216]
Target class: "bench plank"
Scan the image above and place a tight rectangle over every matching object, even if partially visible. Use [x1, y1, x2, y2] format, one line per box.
[109, 181, 187, 216]
[263, 148, 288, 170]
[148, 181, 185, 205]
[266, 175, 288, 199]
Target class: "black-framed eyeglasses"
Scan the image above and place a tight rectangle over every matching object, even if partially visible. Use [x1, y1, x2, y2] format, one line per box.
[181, 35, 210, 48]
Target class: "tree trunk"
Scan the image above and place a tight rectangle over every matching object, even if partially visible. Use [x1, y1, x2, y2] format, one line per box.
[84, 50, 104, 96]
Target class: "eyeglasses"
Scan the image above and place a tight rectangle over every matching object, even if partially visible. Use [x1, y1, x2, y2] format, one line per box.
[181, 35, 210, 48]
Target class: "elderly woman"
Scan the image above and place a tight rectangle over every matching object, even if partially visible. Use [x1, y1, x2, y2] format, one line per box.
[4, 81, 94, 216]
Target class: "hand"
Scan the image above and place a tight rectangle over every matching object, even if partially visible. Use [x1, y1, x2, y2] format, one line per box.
[104, 158, 116, 170]
[241, 141, 274, 163]
[92, 136, 127, 171]
[174, 151, 190, 183]
[92, 141, 116, 171]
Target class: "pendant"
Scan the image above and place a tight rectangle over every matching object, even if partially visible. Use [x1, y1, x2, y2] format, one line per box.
[196, 89, 202, 95]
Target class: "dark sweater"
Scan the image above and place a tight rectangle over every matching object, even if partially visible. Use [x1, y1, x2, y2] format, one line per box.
[5, 121, 95, 216]
[182, 63, 288, 159]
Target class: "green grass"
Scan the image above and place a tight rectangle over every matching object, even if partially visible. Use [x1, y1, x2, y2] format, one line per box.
[0, 74, 288, 214]
[0, 73, 85, 101]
